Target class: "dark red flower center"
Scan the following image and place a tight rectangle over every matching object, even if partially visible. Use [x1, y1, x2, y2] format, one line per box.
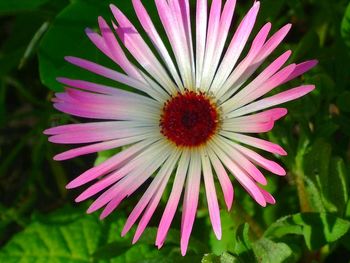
[160, 90, 220, 147]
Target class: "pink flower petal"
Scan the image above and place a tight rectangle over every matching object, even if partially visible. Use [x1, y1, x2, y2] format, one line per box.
[216, 136, 267, 185]
[220, 131, 287, 156]
[254, 24, 292, 63]
[180, 150, 201, 256]
[200, 0, 222, 88]
[282, 60, 318, 84]
[154, 0, 193, 88]
[132, 0, 184, 90]
[201, 0, 236, 89]
[65, 138, 158, 189]
[207, 147, 234, 211]
[222, 50, 292, 111]
[201, 149, 222, 239]
[195, 0, 207, 87]
[222, 118, 275, 133]
[217, 22, 271, 100]
[228, 85, 315, 118]
[131, 151, 180, 243]
[156, 150, 190, 248]
[210, 141, 266, 207]
[54, 134, 153, 161]
[121, 150, 180, 237]
[97, 17, 144, 80]
[86, 144, 171, 213]
[232, 143, 286, 176]
[110, 4, 178, 95]
[210, 1, 260, 90]
[65, 56, 168, 102]
[78, 141, 170, 204]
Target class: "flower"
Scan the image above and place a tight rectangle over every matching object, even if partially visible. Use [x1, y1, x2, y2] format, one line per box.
[45, 0, 317, 255]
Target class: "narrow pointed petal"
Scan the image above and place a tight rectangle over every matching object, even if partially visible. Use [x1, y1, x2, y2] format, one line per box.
[79, 141, 170, 204]
[228, 85, 315, 118]
[210, 2, 260, 90]
[201, 0, 236, 89]
[97, 17, 144, 80]
[254, 24, 292, 63]
[56, 78, 143, 97]
[195, 0, 207, 87]
[110, 4, 178, 95]
[86, 144, 171, 213]
[156, 150, 190, 248]
[226, 108, 288, 123]
[282, 60, 318, 84]
[201, 149, 222, 239]
[65, 138, 158, 189]
[216, 22, 271, 100]
[169, 0, 195, 87]
[259, 187, 276, 204]
[220, 131, 287, 156]
[221, 50, 292, 111]
[132, 151, 181, 243]
[180, 150, 201, 256]
[49, 126, 156, 144]
[154, 0, 193, 88]
[54, 134, 153, 161]
[64, 56, 168, 101]
[210, 141, 266, 207]
[216, 136, 267, 185]
[44, 121, 152, 136]
[222, 118, 275, 133]
[131, 0, 184, 90]
[207, 147, 234, 210]
[200, 0, 222, 88]
[232, 143, 286, 176]
[122, 150, 180, 237]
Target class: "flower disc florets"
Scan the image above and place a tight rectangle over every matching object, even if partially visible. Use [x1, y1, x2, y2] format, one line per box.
[160, 90, 220, 147]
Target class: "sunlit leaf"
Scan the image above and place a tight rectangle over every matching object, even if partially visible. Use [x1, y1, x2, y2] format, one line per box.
[252, 238, 296, 263]
[341, 2, 350, 50]
[264, 213, 350, 250]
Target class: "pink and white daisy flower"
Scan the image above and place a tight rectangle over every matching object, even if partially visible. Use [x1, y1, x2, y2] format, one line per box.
[45, 0, 317, 255]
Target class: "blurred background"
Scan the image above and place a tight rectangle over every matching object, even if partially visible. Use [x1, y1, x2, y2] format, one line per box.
[0, 0, 350, 262]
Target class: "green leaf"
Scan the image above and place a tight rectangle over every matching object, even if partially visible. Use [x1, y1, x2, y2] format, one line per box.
[341, 2, 350, 50]
[291, 31, 319, 62]
[327, 157, 349, 215]
[303, 139, 349, 214]
[264, 213, 350, 250]
[303, 139, 331, 212]
[94, 226, 205, 262]
[39, 0, 114, 91]
[0, 208, 105, 262]
[252, 238, 296, 263]
[0, 0, 50, 14]
[232, 224, 255, 262]
[201, 252, 240, 263]
[38, 0, 160, 91]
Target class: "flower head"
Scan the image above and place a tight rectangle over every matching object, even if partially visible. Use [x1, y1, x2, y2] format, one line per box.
[45, 0, 317, 255]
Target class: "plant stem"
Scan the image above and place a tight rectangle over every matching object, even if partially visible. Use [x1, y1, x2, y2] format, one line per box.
[293, 137, 312, 212]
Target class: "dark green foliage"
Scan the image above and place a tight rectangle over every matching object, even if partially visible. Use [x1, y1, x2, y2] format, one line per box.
[1, 0, 350, 262]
